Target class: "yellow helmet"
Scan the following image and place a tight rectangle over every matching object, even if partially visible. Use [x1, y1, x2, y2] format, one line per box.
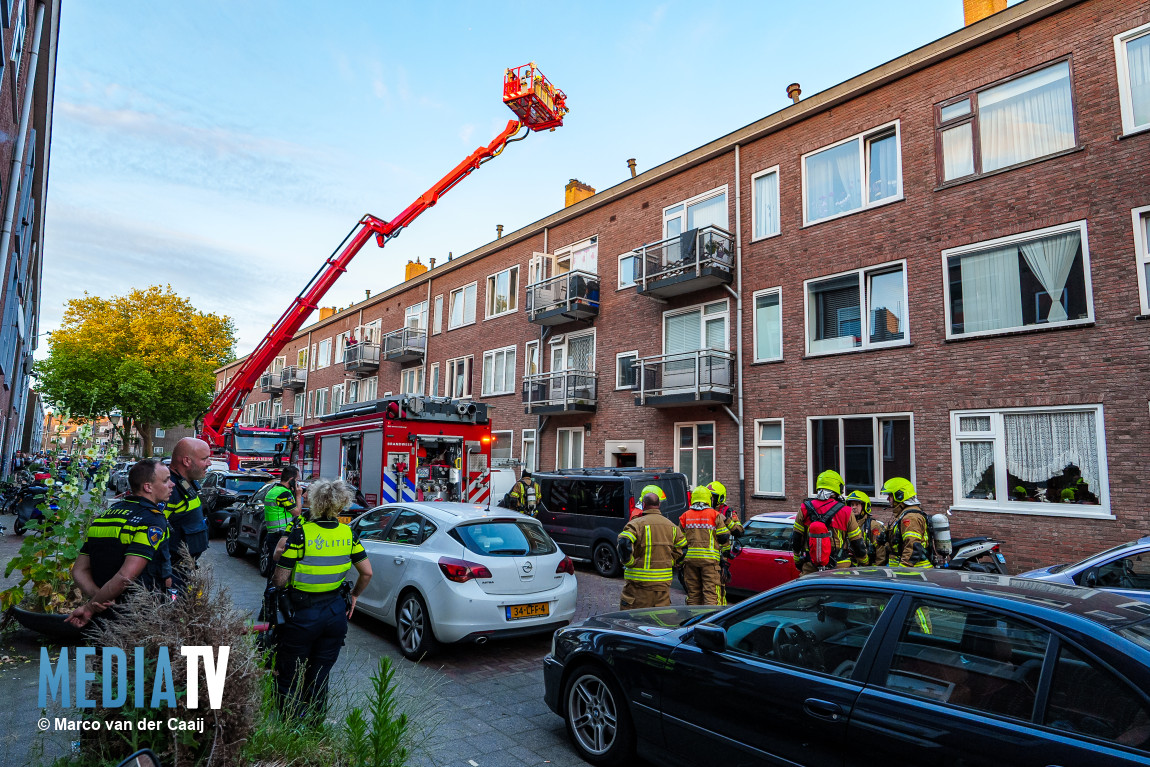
[882, 477, 917, 504]
[639, 484, 666, 502]
[815, 469, 845, 495]
[844, 490, 871, 513]
[707, 481, 727, 505]
[690, 485, 712, 506]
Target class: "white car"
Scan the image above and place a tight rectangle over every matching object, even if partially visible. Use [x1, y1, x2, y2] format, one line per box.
[346, 502, 578, 660]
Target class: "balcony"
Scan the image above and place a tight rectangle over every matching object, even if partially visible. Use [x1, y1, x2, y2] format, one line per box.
[634, 225, 734, 298]
[381, 327, 427, 363]
[526, 270, 600, 325]
[273, 412, 303, 429]
[258, 373, 283, 395]
[634, 349, 734, 408]
[281, 365, 306, 390]
[522, 370, 597, 415]
[343, 342, 381, 374]
[255, 416, 274, 428]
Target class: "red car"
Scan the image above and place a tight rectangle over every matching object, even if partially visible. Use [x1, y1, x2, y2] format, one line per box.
[726, 512, 800, 597]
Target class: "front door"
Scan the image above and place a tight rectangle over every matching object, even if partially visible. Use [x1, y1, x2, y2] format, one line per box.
[614, 453, 636, 468]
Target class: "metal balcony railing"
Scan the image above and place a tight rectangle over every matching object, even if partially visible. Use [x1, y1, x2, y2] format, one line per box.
[255, 416, 274, 428]
[633, 225, 734, 297]
[281, 365, 307, 390]
[259, 373, 283, 394]
[526, 270, 600, 325]
[381, 327, 427, 363]
[634, 349, 734, 406]
[521, 369, 598, 413]
[272, 412, 303, 429]
[343, 342, 381, 373]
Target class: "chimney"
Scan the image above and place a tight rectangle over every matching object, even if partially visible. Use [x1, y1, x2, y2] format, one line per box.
[429, 257, 436, 269]
[319, 307, 337, 321]
[404, 258, 428, 280]
[787, 83, 801, 104]
[496, 224, 504, 239]
[447, 251, 453, 262]
[627, 159, 636, 178]
[963, 0, 1005, 26]
[365, 289, 371, 300]
[564, 178, 595, 208]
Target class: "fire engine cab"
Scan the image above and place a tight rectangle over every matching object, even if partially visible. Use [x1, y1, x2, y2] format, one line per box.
[298, 395, 494, 506]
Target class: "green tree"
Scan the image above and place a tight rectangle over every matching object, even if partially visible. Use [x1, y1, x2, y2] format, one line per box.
[35, 286, 236, 455]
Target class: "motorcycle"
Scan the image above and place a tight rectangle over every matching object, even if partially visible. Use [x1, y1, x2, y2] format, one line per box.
[941, 535, 1009, 574]
[12, 483, 57, 536]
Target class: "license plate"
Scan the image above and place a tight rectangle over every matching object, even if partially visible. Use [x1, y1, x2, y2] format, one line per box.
[506, 602, 549, 621]
[994, 553, 1005, 563]
[338, 515, 354, 525]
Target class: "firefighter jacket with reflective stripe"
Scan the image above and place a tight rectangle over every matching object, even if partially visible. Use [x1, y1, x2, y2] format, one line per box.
[509, 479, 541, 515]
[278, 519, 367, 593]
[678, 505, 730, 562]
[792, 497, 864, 567]
[890, 507, 933, 568]
[618, 509, 687, 583]
[264, 484, 296, 533]
[716, 503, 743, 556]
[79, 496, 170, 592]
[853, 515, 888, 566]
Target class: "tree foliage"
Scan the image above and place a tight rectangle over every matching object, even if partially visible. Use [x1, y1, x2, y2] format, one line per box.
[35, 286, 235, 454]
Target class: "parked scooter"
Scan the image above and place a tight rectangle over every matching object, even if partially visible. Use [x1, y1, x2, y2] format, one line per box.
[12, 483, 57, 536]
[941, 536, 1009, 574]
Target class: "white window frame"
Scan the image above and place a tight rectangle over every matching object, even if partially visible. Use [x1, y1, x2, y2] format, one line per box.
[524, 340, 540, 377]
[805, 412, 916, 500]
[331, 383, 345, 412]
[405, 301, 428, 330]
[334, 332, 350, 365]
[549, 328, 597, 372]
[432, 294, 444, 334]
[360, 376, 378, 401]
[485, 266, 519, 320]
[803, 259, 909, 356]
[314, 387, 330, 417]
[674, 421, 716, 488]
[661, 299, 730, 354]
[948, 404, 1111, 519]
[400, 367, 424, 396]
[316, 338, 332, 369]
[617, 251, 640, 290]
[1114, 22, 1150, 137]
[750, 165, 781, 241]
[522, 429, 537, 473]
[615, 350, 638, 390]
[449, 283, 478, 330]
[663, 185, 730, 239]
[155, 428, 166, 439]
[10, 0, 25, 73]
[1133, 205, 1150, 315]
[754, 418, 785, 497]
[429, 362, 440, 397]
[752, 287, 783, 363]
[941, 220, 1094, 341]
[446, 355, 473, 399]
[801, 120, 903, 226]
[296, 347, 308, 369]
[306, 390, 315, 419]
[481, 345, 517, 397]
[555, 427, 585, 470]
[491, 429, 514, 464]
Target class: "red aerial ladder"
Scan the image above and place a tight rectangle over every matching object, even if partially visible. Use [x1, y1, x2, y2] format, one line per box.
[199, 65, 568, 459]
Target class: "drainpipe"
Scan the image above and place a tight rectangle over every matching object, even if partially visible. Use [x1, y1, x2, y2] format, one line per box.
[732, 145, 747, 521]
[0, 3, 45, 290]
[535, 227, 549, 471]
[424, 266, 432, 392]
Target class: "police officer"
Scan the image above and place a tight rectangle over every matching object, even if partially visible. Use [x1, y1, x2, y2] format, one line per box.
[845, 490, 886, 566]
[264, 466, 300, 567]
[508, 470, 541, 515]
[272, 478, 373, 722]
[66, 459, 174, 628]
[792, 470, 866, 574]
[678, 486, 731, 606]
[882, 477, 933, 568]
[616, 491, 687, 609]
[166, 438, 213, 582]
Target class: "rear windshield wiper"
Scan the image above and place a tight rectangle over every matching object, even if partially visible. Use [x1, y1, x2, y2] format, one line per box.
[489, 548, 529, 555]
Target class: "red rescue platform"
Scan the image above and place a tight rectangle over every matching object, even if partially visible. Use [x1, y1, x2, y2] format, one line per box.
[504, 63, 568, 130]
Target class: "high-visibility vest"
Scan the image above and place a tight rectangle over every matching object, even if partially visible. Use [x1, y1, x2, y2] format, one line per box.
[264, 484, 295, 533]
[289, 521, 356, 593]
[679, 506, 729, 562]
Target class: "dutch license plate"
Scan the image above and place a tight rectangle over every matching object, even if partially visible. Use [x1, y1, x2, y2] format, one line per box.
[506, 602, 549, 621]
[338, 514, 354, 525]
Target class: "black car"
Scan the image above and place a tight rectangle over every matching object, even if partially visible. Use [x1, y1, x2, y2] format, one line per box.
[532, 467, 689, 577]
[199, 470, 272, 535]
[544, 568, 1150, 766]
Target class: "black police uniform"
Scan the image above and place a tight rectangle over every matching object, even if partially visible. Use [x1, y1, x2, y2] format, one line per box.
[80, 496, 170, 595]
[166, 470, 209, 583]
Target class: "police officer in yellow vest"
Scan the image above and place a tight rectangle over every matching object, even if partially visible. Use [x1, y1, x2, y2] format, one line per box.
[264, 466, 300, 569]
[166, 438, 213, 584]
[272, 479, 373, 721]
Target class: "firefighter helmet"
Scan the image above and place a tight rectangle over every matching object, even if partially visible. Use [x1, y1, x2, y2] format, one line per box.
[882, 477, 917, 504]
[707, 480, 727, 506]
[815, 470, 845, 495]
[690, 485, 712, 506]
[844, 490, 871, 514]
[639, 484, 666, 503]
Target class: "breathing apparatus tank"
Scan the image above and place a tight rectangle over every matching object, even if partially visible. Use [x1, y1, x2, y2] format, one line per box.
[931, 513, 952, 556]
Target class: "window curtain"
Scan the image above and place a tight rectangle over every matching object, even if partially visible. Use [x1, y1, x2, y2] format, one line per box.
[753, 173, 779, 238]
[868, 133, 898, 201]
[1129, 33, 1150, 128]
[757, 445, 783, 494]
[1003, 411, 1099, 490]
[806, 141, 861, 220]
[959, 441, 995, 497]
[942, 123, 975, 180]
[958, 245, 1022, 333]
[1019, 231, 1080, 323]
[686, 193, 727, 232]
[755, 293, 782, 360]
[978, 62, 1074, 172]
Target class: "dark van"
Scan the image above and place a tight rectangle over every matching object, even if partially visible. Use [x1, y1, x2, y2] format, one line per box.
[534, 468, 689, 577]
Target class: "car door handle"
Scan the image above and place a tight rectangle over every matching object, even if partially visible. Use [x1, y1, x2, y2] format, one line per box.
[804, 698, 844, 722]
[393, 557, 405, 565]
[774, 558, 790, 564]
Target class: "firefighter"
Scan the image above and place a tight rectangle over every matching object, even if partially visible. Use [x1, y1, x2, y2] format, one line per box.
[845, 490, 886, 566]
[616, 491, 687, 609]
[166, 437, 213, 583]
[882, 477, 933, 568]
[792, 470, 866, 574]
[708, 481, 742, 605]
[264, 466, 300, 568]
[678, 486, 730, 606]
[631, 484, 665, 519]
[508, 470, 541, 515]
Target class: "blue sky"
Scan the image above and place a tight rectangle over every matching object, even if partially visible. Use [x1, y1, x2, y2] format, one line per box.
[42, 0, 1007, 356]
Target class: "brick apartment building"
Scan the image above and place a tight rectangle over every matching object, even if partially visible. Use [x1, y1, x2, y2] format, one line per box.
[216, 0, 1150, 570]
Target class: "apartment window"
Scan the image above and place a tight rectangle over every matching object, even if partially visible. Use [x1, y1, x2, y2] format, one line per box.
[806, 262, 907, 355]
[309, 343, 317, 371]
[296, 347, 308, 369]
[753, 288, 782, 362]
[433, 294, 444, 334]
[153, 447, 164, 456]
[482, 346, 516, 396]
[1134, 207, 1150, 315]
[556, 427, 584, 470]
[615, 350, 638, 390]
[449, 283, 477, 329]
[331, 384, 345, 412]
[306, 390, 315, 418]
[1116, 23, 1150, 135]
[803, 122, 901, 225]
[524, 340, 540, 377]
[664, 300, 728, 355]
[491, 430, 513, 463]
[317, 338, 332, 369]
[314, 388, 330, 417]
[155, 428, 166, 439]
[808, 414, 913, 497]
[522, 429, 536, 473]
[663, 188, 729, 256]
[550, 330, 596, 372]
[944, 221, 1091, 339]
[755, 419, 784, 496]
[405, 301, 427, 329]
[360, 376, 378, 401]
[618, 252, 640, 289]
[446, 356, 473, 398]
[676, 423, 715, 487]
[485, 267, 519, 318]
[937, 61, 1075, 182]
[428, 362, 440, 397]
[400, 367, 424, 396]
[751, 167, 780, 240]
[951, 405, 1107, 516]
[334, 332, 350, 365]
[10, 0, 24, 76]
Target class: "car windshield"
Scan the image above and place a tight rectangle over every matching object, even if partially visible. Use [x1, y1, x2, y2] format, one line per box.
[452, 520, 557, 557]
[1116, 619, 1150, 653]
[1059, 542, 1141, 572]
[742, 520, 794, 551]
[224, 478, 268, 493]
[234, 436, 284, 456]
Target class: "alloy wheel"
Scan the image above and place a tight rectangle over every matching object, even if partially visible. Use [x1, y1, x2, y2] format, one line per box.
[567, 673, 618, 756]
[397, 596, 425, 654]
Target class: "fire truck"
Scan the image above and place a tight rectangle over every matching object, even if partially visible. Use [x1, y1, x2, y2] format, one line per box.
[197, 65, 567, 493]
[222, 424, 293, 471]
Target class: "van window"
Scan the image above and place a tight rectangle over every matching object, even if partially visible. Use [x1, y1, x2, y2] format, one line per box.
[547, 479, 626, 518]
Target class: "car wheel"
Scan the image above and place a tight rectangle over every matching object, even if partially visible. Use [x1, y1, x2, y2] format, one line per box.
[225, 523, 247, 557]
[396, 590, 438, 661]
[258, 536, 274, 577]
[563, 664, 635, 766]
[592, 541, 622, 578]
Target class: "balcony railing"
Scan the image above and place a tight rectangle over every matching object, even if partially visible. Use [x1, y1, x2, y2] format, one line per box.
[633, 225, 734, 298]
[259, 373, 283, 394]
[255, 416, 274, 428]
[634, 349, 734, 407]
[273, 412, 303, 429]
[381, 327, 427, 363]
[526, 270, 600, 325]
[522, 370, 598, 414]
[281, 365, 306, 390]
[343, 342, 381, 373]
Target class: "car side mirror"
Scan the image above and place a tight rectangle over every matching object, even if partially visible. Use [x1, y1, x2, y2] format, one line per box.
[1082, 568, 1098, 588]
[693, 624, 727, 653]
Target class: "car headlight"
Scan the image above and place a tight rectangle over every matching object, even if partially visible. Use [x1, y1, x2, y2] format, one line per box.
[549, 630, 558, 659]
